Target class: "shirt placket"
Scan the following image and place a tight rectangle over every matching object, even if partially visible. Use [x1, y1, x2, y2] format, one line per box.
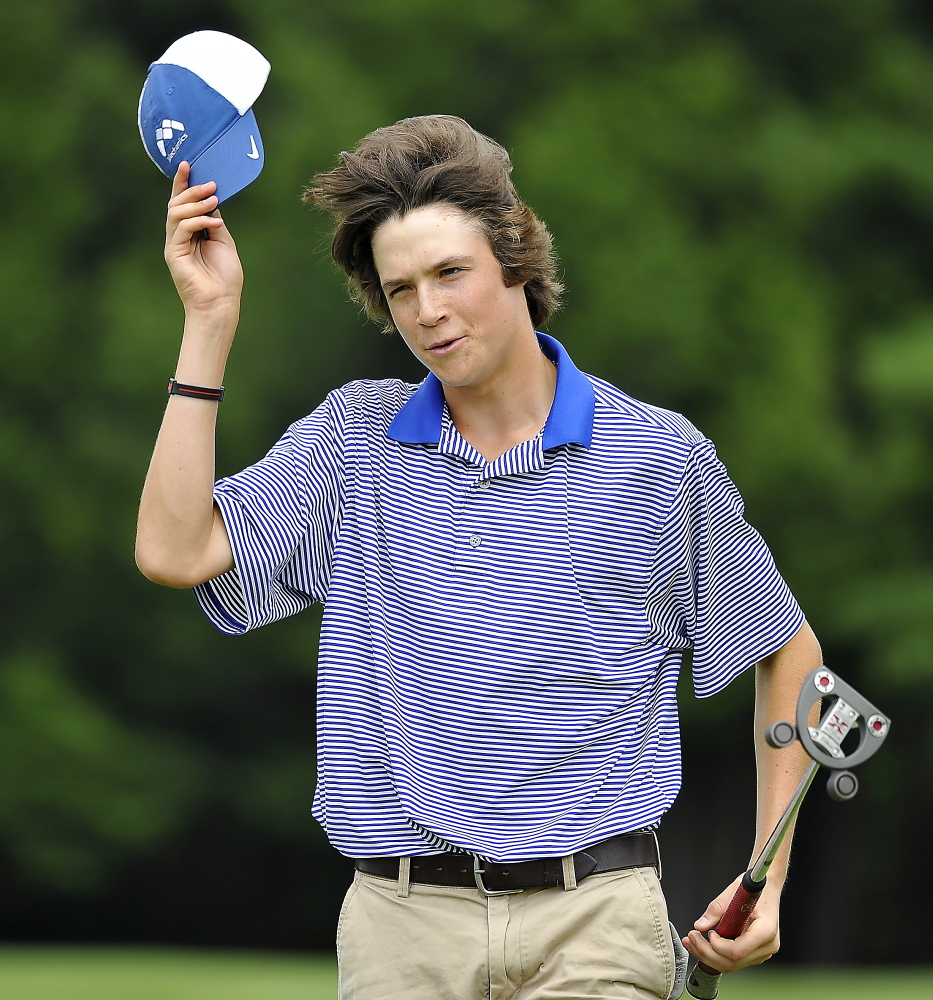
[454, 472, 495, 573]
[439, 411, 547, 575]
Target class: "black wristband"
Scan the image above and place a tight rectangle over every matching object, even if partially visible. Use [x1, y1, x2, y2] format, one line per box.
[167, 378, 225, 402]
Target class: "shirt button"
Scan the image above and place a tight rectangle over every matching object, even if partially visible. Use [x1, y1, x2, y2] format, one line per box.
[469, 535, 482, 548]
[478, 479, 491, 490]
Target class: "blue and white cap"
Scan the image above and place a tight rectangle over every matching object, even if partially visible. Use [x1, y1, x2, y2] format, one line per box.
[138, 31, 270, 204]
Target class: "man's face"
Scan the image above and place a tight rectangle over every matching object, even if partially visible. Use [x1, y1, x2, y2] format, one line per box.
[371, 204, 532, 388]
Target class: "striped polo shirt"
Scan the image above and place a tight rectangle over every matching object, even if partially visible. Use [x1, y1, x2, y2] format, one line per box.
[195, 333, 803, 862]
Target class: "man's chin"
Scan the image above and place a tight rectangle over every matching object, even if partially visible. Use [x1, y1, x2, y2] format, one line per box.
[424, 357, 479, 388]
[432, 371, 474, 389]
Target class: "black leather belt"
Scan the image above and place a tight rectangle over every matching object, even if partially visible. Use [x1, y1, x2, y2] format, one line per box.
[354, 831, 659, 894]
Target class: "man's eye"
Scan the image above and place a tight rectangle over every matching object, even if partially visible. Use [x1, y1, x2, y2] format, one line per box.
[388, 285, 409, 297]
[440, 267, 462, 277]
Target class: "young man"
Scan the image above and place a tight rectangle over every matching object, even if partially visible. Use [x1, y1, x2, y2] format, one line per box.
[137, 116, 822, 1000]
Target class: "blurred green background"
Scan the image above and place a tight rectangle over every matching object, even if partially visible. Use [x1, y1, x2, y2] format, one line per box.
[2, 948, 933, 1000]
[1, 0, 931, 974]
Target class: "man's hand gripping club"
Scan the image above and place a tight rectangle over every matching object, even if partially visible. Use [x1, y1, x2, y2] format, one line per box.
[682, 623, 823, 986]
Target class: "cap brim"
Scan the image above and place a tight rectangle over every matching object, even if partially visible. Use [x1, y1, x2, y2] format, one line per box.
[188, 109, 264, 205]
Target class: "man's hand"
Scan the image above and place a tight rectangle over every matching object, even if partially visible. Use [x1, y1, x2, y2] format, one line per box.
[683, 873, 781, 973]
[165, 161, 243, 320]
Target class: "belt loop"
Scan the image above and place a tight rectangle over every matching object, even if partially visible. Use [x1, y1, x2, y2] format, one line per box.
[397, 856, 411, 898]
[561, 854, 578, 891]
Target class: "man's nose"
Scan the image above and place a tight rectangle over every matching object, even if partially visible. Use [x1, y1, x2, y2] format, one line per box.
[417, 287, 447, 327]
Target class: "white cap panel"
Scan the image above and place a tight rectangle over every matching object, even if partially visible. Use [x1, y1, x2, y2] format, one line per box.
[157, 30, 270, 116]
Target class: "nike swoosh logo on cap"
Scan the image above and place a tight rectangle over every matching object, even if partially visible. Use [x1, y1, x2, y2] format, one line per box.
[247, 135, 260, 159]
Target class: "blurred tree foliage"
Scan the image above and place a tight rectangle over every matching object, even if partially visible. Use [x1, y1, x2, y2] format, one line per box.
[1, 0, 932, 958]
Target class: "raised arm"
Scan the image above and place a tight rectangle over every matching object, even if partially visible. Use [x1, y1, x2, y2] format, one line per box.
[135, 162, 242, 588]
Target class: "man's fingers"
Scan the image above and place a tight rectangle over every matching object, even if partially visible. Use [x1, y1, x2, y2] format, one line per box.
[168, 194, 218, 223]
[694, 874, 742, 931]
[166, 195, 220, 244]
[684, 931, 750, 974]
[176, 214, 224, 235]
[168, 178, 217, 212]
[694, 910, 719, 932]
[168, 163, 218, 203]
[167, 214, 224, 248]
[202, 209, 236, 247]
[684, 919, 778, 974]
[168, 186, 217, 216]
[684, 930, 733, 972]
[694, 895, 728, 932]
[171, 161, 191, 198]
[708, 928, 761, 962]
[688, 878, 780, 972]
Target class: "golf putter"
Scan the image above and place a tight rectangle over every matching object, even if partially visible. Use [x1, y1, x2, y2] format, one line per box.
[685, 667, 891, 1000]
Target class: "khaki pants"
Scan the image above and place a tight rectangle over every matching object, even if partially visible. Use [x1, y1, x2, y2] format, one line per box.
[337, 864, 677, 1000]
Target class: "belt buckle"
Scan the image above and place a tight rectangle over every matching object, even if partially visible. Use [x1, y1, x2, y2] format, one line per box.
[473, 857, 523, 896]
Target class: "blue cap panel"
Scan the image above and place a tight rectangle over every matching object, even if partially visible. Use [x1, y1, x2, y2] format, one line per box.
[139, 63, 238, 178]
[187, 109, 264, 204]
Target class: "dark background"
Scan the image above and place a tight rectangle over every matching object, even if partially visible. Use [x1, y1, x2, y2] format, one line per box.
[1, 0, 931, 964]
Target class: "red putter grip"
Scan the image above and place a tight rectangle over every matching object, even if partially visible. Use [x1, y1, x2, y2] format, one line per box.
[697, 871, 765, 976]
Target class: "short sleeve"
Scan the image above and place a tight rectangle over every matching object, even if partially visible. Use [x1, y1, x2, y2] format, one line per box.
[646, 438, 804, 697]
[193, 390, 346, 635]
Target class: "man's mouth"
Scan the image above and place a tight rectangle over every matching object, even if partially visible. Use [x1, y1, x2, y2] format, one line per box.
[427, 336, 465, 356]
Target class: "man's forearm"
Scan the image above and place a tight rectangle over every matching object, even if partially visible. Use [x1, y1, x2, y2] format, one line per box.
[750, 620, 823, 883]
[683, 619, 824, 971]
[135, 311, 236, 587]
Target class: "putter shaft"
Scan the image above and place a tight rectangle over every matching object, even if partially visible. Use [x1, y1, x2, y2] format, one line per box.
[749, 759, 819, 882]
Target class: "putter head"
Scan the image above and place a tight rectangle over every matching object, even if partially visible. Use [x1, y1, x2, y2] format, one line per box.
[795, 668, 891, 770]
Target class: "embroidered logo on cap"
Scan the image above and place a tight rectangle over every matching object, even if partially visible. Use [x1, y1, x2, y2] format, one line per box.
[247, 135, 260, 159]
[155, 120, 187, 160]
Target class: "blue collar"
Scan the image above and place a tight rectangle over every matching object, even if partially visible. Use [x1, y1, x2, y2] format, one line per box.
[387, 332, 595, 450]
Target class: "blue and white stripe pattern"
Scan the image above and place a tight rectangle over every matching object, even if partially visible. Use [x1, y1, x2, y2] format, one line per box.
[195, 334, 803, 862]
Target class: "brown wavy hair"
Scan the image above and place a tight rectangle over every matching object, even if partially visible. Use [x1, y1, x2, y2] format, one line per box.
[303, 115, 563, 333]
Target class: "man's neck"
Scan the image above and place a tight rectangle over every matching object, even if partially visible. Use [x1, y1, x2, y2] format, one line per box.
[443, 334, 558, 463]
